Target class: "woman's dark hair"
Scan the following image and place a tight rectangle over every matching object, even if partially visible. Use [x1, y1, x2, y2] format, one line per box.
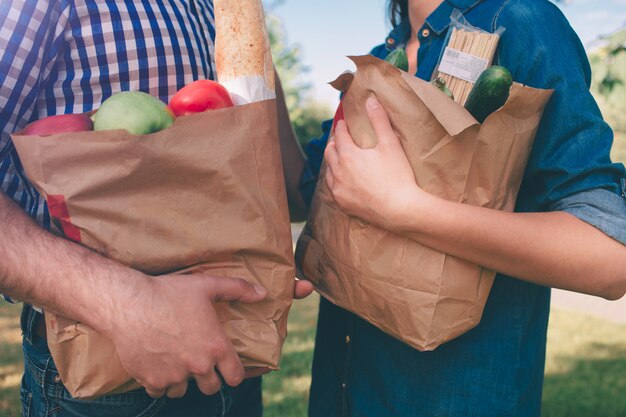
[388, 0, 409, 27]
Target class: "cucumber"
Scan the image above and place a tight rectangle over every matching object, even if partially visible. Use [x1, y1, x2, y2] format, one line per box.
[385, 49, 409, 72]
[432, 77, 454, 100]
[464, 66, 513, 123]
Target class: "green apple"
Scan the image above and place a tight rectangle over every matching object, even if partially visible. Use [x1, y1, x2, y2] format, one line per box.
[93, 91, 174, 135]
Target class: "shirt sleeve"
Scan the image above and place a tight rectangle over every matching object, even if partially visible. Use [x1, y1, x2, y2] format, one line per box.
[0, 0, 70, 159]
[550, 188, 626, 245]
[496, 0, 626, 242]
[299, 118, 333, 208]
[0, 0, 69, 303]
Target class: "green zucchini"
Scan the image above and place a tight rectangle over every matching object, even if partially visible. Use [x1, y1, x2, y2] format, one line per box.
[464, 66, 513, 123]
[385, 49, 409, 72]
[432, 77, 454, 100]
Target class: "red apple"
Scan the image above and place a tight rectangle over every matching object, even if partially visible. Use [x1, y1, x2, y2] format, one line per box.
[21, 114, 93, 136]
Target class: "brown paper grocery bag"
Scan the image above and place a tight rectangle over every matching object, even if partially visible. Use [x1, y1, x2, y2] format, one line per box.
[296, 55, 553, 351]
[12, 99, 295, 398]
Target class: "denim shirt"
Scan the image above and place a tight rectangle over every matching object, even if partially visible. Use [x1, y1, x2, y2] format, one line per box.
[301, 1, 626, 416]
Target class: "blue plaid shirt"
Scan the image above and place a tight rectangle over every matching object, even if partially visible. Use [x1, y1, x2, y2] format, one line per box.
[0, 0, 217, 302]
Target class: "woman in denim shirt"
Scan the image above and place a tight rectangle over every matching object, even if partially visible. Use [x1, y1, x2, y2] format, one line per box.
[295, 0, 626, 416]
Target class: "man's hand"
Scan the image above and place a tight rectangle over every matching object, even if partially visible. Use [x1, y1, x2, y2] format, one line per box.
[1, 192, 270, 399]
[108, 274, 267, 399]
[294, 278, 314, 300]
[1, 191, 313, 399]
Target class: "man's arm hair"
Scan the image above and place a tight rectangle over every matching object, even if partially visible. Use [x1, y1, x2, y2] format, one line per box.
[0, 191, 148, 335]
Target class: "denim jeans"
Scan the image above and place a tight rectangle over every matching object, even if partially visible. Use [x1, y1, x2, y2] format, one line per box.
[20, 308, 263, 417]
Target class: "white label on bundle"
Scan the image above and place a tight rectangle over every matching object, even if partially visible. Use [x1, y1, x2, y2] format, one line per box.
[221, 76, 276, 106]
[438, 48, 489, 83]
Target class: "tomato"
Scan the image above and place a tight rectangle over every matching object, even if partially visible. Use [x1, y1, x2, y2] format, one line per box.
[168, 80, 234, 117]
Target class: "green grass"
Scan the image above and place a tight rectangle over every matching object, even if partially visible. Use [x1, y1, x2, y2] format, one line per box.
[263, 295, 318, 417]
[1, 298, 624, 417]
[0, 302, 24, 414]
[543, 309, 626, 417]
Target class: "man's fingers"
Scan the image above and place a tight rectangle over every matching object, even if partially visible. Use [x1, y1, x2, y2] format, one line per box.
[216, 347, 245, 387]
[365, 96, 397, 148]
[244, 367, 272, 379]
[145, 386, 166, 399]
[209, 276, 267, 303]
[294, 279, 314, 299]
[165, 380, 189, 399]
[195, 370, 223, 396]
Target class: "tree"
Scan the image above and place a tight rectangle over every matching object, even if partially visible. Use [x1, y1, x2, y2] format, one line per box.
[552, 0, 626, 93]
[265, 3, 332, 147]
[589, 28, 626, 132]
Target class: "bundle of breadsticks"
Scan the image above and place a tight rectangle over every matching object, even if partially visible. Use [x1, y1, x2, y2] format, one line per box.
[435, 10, 504, 105]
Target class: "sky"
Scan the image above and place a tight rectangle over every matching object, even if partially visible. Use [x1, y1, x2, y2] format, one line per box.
[268, 0, 626, 107]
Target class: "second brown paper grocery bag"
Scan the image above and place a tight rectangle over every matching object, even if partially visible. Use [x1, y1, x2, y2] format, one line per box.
[296, 55, 553, 351]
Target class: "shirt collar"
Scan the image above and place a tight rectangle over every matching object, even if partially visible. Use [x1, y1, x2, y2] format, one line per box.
[385, 18, 411, 50]
[385, 0, 482, 49]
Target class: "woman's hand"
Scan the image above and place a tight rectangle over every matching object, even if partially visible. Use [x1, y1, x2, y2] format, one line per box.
[323, 97, 626, 301]
[324, 96, 429, 232]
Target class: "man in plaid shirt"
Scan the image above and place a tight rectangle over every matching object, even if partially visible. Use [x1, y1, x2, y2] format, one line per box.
[0, 1, 310, 415]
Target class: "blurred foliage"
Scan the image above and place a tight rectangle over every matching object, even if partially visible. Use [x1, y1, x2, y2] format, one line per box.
[553, 0, 625, 66]
[589, 28, 626, 132]
[268, 0, 625, 145]
[266, 3, 332, 148]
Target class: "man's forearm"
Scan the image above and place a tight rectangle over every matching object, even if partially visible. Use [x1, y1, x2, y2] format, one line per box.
[0, 192, 148, 334]
[400, 194, 626, 300]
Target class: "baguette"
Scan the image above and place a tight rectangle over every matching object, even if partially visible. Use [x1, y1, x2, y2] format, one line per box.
[214, 0, 276, 105]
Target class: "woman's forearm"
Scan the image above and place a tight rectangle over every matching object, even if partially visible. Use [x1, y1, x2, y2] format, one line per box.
[324, 100, 626, 301]
[398, 192, 626, 300]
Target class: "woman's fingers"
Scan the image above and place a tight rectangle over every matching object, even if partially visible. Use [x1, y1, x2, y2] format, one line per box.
[334, 120, 358, 156]
[325, 164, 335, 191]
[325, 140, 339, 164]
[324, 141, 339, 191]
[365, 96, 398, 148]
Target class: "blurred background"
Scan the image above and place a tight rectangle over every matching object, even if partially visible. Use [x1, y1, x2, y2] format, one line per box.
[1, 1, 625, 416]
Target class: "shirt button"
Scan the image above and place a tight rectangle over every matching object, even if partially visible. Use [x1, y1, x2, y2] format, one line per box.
[421, 28, 430, 38]
[386, 37, 396, 46]
[342, 383, 347, 388]
[53, 375, 62, 383]
[345, 335, 351, 344]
